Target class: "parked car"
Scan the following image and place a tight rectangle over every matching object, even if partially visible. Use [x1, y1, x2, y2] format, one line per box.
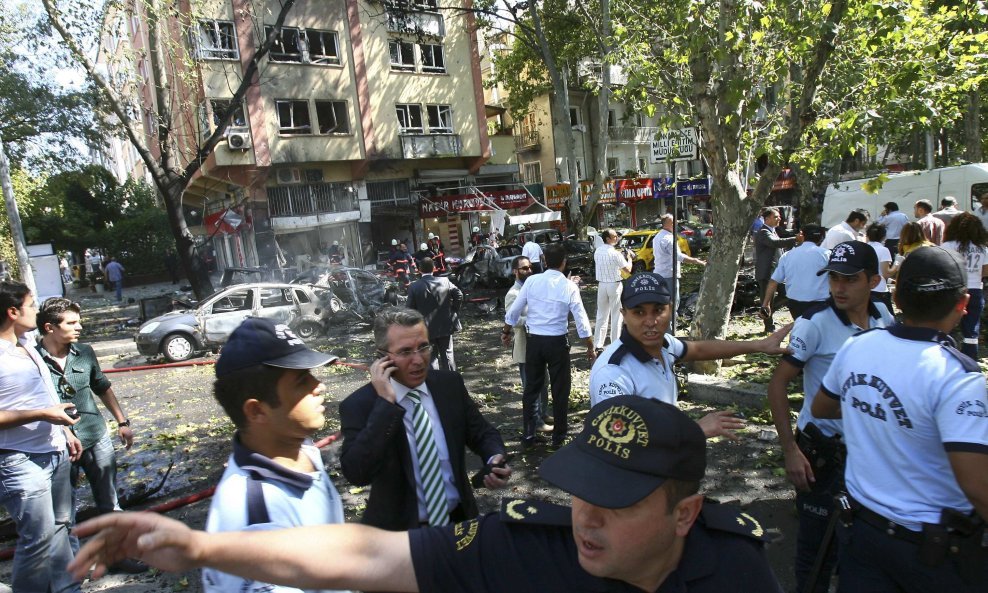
[619, 229, 692, 276]
[560, 239, 595, 279]
[135, 283, 333, 362]
[678, 222, 714, 252]
[450, 244, 523, 290]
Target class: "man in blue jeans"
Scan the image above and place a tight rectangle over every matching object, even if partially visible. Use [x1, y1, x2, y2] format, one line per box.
[36, 298, 147, 573]
[0, 281, 82, 593]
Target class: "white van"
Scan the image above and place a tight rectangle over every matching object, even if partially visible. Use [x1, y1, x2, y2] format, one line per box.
[821, 163, 988, 228]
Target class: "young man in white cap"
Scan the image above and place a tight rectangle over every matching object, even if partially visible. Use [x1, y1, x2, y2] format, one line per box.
[71, 396, 783, 592]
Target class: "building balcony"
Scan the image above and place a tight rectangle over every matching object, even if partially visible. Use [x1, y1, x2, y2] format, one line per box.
[608, 126, 659, 144]
[268, 182, 358, 218]
[400, 133, 462, 159]
[514, 129, 540, 151]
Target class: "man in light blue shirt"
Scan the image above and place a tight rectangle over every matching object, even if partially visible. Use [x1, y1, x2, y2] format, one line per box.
[503, 244, 595, 449]
[761, 224, 830, 319]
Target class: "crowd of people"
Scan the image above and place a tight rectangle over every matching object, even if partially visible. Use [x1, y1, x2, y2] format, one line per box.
[1, 194, 987, 592]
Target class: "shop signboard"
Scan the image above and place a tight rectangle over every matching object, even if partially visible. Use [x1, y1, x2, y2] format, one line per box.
[653, 176, 675, 199]
[615, 178, 654, 204]
[650, 127, 699, 163]
[418, 189, 533, 217]
[676, 177, 711, 197]
[545, 183, 572, 209]
[579, 180, 616, 204]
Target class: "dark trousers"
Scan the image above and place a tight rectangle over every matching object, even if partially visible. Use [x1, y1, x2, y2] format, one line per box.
[836, 516, 987, 592]
[794, 430, 844, 593]
[523, 334, 571, 443]
[757, 276, 776, 332]
[960, 288, 983, 359]
[429, 335, 455, 371]
[885, 238, 900, 254]
[518, 363, 549, 421]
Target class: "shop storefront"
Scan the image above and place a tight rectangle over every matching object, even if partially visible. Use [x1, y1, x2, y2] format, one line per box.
[419, 188, 534, 254]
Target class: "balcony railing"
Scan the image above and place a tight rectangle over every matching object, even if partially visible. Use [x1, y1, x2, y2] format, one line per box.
[608, 126, 659, 144]
[268, 182, 357, 217]
[514, 129, 540, 151]
[400, 134, 462, 159]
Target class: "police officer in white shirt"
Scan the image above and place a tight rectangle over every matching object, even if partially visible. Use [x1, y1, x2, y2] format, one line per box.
[589, 272, 790, 439]
[592, 229, 632, 352]
[812, 246, 988, 592]
[503, 244, 594, 449]
[761, 224, 830, 320]
[766, 240, 893, 593]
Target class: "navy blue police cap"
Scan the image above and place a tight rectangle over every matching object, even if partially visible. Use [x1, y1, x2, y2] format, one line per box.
[897, 246, 966, 294]
[817, 240, 878, 277]
[621, 272, 672, 308]
[539, 396, 706, 509]
[215, 317, 337, 378]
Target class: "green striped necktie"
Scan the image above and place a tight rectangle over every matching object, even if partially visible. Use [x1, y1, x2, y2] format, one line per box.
[406, 389, 449, 526]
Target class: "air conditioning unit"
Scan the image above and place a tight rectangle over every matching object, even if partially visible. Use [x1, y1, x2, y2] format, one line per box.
[226, 127, 251, 150]
[277, 168, 303, 184]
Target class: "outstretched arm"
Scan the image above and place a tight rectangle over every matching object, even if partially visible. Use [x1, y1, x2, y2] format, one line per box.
[69, 513, 418, 592]
[681, 324, 791, 362]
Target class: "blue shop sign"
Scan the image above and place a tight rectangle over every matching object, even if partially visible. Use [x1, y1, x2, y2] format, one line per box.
[676, 178, 711, 196]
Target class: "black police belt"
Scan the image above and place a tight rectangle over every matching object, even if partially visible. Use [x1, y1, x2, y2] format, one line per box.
[842, 493, 988, 580]
[844, 496, 922, 544]
[795, 423, 846, 467]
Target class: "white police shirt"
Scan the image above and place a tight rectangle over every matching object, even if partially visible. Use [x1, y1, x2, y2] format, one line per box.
[821, 324, 988, 531]
[784, 299, 894, 438]
[769, 242, 830, 302]
[589, 329, 688, 407]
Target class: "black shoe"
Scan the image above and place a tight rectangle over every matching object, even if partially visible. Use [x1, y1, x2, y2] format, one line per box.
[521, 435, 548, 451]
[550, 436, 571, 449]
[109, 558, 150, 574]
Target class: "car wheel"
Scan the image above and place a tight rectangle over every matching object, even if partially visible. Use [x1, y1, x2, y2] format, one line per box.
[631, 261, 647, 275]
[294, 320, 322, 340]
[161, 333, 195, 363]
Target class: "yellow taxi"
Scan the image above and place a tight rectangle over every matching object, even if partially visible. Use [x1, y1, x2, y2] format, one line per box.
[619, 229, 691, 278]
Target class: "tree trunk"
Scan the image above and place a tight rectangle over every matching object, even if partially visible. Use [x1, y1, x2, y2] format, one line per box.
[688, 171, 752, 374]
[792, 163, 820, 224]
[164, 182, 214, 297]
[966, 90, 982, 164]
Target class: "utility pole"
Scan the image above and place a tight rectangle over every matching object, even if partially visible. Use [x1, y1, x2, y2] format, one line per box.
[0, 133, 36, 294]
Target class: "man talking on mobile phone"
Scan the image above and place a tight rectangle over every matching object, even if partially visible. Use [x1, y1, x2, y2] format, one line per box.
[339, 308, 510, 530]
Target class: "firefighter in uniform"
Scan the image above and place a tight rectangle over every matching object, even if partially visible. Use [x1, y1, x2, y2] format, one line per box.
[813, 246, 988, 592]
[69, 397, 784, 593]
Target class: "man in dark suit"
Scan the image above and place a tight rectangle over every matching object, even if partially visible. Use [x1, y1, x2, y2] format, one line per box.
[406, 257, 462, 371]
[339, 307, 510, 530]
[753, 207, 796, 333]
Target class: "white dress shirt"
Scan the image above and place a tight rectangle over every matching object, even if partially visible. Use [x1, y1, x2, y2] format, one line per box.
[877, 211, 909, 240]
[652, 230, 684, 278]
[521, 241, 543, 263]
[0, 336, 66, 453]
[504, 269, 593, 338]
[823, 221, 859, 249]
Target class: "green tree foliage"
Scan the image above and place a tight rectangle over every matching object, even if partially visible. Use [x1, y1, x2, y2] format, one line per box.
[15, 165, 171, 272]
[606, 0, 988, 355]
[0, 6, 96, 167]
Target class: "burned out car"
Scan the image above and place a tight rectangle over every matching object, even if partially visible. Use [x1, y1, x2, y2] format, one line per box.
[291, 266, 402, 322]
[449, 244, 522, 290]
[135, 283, 333, 362]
